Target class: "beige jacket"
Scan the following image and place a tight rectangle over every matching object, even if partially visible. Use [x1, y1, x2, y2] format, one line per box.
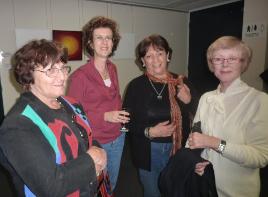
[194, 78, 268, 197]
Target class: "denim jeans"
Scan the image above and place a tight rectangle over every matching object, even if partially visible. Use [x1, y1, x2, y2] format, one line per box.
[101, 132, 125, 191]
[139, 142, 172, 197]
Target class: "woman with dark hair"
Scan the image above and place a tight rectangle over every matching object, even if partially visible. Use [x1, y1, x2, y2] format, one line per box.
[67, 16, 129, 191]
[123, 34, 199, 197]
[0, 39, 107, 196]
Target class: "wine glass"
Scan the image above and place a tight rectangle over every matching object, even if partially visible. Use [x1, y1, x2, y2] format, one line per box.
[120, 107, 129, 132]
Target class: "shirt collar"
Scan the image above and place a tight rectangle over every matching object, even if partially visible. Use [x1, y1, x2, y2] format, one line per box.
[216, 77, 249, 96]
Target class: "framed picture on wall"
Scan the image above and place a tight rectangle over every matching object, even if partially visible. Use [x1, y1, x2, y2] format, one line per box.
[53, 30, 82, 61]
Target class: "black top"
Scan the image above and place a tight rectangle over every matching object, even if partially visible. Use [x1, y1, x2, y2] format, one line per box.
[123, 74, 199, 170]
[0, 92, 97, 197]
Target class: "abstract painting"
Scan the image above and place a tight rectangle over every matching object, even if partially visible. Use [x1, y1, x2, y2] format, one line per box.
[53, 30, 82, 61]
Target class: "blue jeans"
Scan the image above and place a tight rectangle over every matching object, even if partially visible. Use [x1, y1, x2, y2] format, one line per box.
[101, 132, 125, 191]
[139, 142, 172, 197]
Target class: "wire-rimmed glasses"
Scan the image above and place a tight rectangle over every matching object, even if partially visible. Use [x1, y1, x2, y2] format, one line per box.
[35, 66, 71, 78]
[211, 57, 243, 65]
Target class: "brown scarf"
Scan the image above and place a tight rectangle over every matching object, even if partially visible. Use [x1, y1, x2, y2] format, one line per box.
[145, 72, 184, 155]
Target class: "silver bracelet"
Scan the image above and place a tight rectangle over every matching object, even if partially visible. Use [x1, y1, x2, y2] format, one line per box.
[144, 127, 153, 140]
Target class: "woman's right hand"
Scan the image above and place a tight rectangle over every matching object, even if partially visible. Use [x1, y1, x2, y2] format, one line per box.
[104, 110, 130, 123]
[188, 132, 220, 150]
[149, 121, 175, 138]
[87, 146, 107, 176]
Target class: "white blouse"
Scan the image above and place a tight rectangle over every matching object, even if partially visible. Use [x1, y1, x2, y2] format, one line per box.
[103, 78, 111, 87]
[194, 78, 268, 197]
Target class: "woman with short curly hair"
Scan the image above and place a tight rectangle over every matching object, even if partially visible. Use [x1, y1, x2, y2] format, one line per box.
[0, 39, 107, 196]
[82, 16, 121, 58]
[68, 16, 129, 191]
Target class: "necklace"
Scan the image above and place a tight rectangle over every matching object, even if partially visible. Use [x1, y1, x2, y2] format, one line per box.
[100, 68, 109, 79]
[96, 64, 109, 79]
[149, 79, 166, 100]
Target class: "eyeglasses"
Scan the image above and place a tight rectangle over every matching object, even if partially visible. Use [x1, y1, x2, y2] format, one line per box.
[35, 66, 71, 78]
[211, 57, 243, 65]
[94, 35, 113, 42]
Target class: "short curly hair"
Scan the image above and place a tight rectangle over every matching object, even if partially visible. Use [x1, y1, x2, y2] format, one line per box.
[12, 39, 67, 89]
[82, 16, 121, 57]
[207, 36, 252, 73]
[135, 34, 172, 67]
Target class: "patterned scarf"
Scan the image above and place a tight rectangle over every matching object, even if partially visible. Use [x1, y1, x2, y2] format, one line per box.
[145, 72, 184, 155]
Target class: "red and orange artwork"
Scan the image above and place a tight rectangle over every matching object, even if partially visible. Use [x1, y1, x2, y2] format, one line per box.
[53, 30, 82, 61]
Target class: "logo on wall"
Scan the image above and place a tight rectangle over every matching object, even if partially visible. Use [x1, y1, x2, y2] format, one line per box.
[244, 22, 266, 38]
[53, 30, 82, 61]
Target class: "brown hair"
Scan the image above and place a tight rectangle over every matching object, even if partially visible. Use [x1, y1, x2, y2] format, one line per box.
[135, 34, 172, 67]
[82, 16, 121, 57]
[207, 36, 252, 73]
[12, 39, 67, 89]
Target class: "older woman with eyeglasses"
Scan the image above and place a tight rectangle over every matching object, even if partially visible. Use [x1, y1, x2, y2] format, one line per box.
[0, 39, 107, 196]
[188, 36, 268, 197]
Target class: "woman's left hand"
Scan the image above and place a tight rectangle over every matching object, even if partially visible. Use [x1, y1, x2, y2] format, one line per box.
[104, 110, 130, 123]
[87, 146, 107, 175]
[177, 83, 191, 104]
[195, 161, 210, 176]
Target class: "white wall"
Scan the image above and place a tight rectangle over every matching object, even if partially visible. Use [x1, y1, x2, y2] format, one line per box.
[0, 0, 188, 114]
[1, 0, 267, 115]
[242, 0, 268, 90]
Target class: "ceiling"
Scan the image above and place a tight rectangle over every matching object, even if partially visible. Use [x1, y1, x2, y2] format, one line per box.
[89, 0, 241, 12]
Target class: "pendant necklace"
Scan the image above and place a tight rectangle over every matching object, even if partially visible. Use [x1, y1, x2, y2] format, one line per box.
[149, 79, 166, 100]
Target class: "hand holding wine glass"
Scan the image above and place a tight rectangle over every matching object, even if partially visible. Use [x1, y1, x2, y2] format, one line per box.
[120, 107, 130, 132]
[104, 110, 129, 123]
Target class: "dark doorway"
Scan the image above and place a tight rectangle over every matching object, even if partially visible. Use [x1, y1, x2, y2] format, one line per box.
[188, 1, 244, 96]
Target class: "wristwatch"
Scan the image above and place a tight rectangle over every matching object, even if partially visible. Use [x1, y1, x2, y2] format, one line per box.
[217, 140, 226, 154]
[144, 127, 153, 140]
